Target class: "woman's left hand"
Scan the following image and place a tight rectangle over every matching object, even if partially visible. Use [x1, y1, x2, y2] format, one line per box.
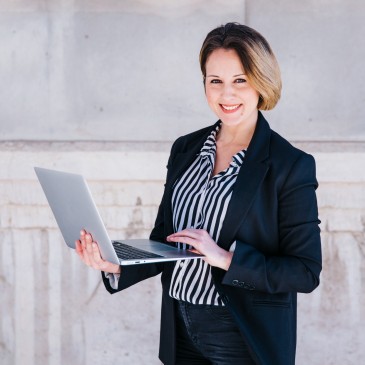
[166, 229, 233, 271]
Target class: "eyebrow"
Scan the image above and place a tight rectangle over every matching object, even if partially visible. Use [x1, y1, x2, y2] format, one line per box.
[206, 73, 246, 78]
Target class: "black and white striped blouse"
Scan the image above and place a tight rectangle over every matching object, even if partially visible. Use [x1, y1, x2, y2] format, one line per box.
[169, 123, 246, 306]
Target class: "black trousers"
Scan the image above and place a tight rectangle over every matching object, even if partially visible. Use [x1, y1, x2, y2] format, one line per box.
[174, 300, 256, 365]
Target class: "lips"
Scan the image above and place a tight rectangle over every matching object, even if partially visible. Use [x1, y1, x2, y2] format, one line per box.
[220, 104, 242, 113]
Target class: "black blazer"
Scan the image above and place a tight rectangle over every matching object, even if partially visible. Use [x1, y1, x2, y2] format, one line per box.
[102, 112, 322, 365]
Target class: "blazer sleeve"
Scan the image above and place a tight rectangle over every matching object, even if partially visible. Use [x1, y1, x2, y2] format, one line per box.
[102, 263, 164, 294]
[222, 153, 322, 294]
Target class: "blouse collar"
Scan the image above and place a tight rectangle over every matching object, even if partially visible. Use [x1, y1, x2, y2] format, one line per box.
[199, 122, 246, 168]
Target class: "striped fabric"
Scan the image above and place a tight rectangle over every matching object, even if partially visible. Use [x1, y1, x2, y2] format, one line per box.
[169, 123, 246, 305]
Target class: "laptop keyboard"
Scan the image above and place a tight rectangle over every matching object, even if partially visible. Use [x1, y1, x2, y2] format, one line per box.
[112, 241, 164, 260]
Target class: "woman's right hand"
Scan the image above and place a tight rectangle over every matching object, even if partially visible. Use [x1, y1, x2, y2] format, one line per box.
[75, 230, 121, 274]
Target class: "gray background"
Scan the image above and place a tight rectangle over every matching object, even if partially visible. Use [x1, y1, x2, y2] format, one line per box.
[1, 0, 364, 141]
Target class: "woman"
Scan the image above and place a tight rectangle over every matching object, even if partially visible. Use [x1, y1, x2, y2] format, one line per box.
[76, 23, 322, 365]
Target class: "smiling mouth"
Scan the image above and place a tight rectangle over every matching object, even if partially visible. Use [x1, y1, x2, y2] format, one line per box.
[220, 104, 242, 113]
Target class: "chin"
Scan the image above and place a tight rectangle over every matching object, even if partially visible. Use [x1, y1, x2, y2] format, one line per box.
[221, 110, 258, 126]
[220, 116, 247, 126]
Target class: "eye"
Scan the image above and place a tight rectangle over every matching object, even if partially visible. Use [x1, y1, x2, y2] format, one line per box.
[210, 79, 222, 84]
[234, 78, 246, 83]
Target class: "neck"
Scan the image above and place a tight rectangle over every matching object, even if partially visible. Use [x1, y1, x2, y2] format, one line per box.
[217, 111, 258, 149]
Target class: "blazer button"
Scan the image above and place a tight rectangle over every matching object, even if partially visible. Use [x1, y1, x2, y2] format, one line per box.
[232, 280, 239, 285]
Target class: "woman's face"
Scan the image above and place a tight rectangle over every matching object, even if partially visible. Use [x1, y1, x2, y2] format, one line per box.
[204, 48, 259, 128]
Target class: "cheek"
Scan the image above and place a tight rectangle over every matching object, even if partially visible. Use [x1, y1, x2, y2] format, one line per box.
[249, 89, 260, 105]
[205, 89, 217, 108]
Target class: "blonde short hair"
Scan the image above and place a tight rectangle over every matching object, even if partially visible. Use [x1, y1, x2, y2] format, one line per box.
[199, 23, 282, 110]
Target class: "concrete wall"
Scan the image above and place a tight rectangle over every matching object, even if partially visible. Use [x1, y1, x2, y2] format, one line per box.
[247, 0, 365, 141]
[0, 0, 245, 141]
[2, 0, 364, 142]
[1, 1, 364, 364]
[1, 145, 364, 365]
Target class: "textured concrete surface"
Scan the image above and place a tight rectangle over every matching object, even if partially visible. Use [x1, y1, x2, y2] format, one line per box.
[0, 0, 245, 142]
[1, 0, 364, 142]
[246, 0, 365, 141]
[0, 147, 364, 364]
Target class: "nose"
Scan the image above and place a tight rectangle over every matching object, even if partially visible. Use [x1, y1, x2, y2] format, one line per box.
[221, 83, 235, 99]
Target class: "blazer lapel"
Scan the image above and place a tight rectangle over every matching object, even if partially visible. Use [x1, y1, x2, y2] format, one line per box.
[218, 160, 269, 250]
[218, 112, 271, 250]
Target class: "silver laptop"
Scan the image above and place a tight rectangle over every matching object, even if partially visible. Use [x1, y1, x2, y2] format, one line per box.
[34, 167, 203, 265]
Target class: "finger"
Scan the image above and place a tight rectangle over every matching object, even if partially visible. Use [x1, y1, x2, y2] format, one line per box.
[80, 231, 87, 249]
[168, 230, 202, 242]
[86, 235, 104, 269]
[76, 240, 89, 266]
[85, 232, 93, 241]
[170, 228, 201, 236]
[81, 235, 93, 264]
[85, 236, 97, 265]
[82, 249, 92, 266]
[91, 243, 105, 268]
[75, 240, 84, 256]
[167, 235, 200, 249]
[168, 230, 202, 240]
[81, 230, 93, 249]
[85, 234, 94, 252]
[188, 248, 202, 255]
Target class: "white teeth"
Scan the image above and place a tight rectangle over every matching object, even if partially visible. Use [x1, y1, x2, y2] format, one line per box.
[221, 104, 240, 111]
